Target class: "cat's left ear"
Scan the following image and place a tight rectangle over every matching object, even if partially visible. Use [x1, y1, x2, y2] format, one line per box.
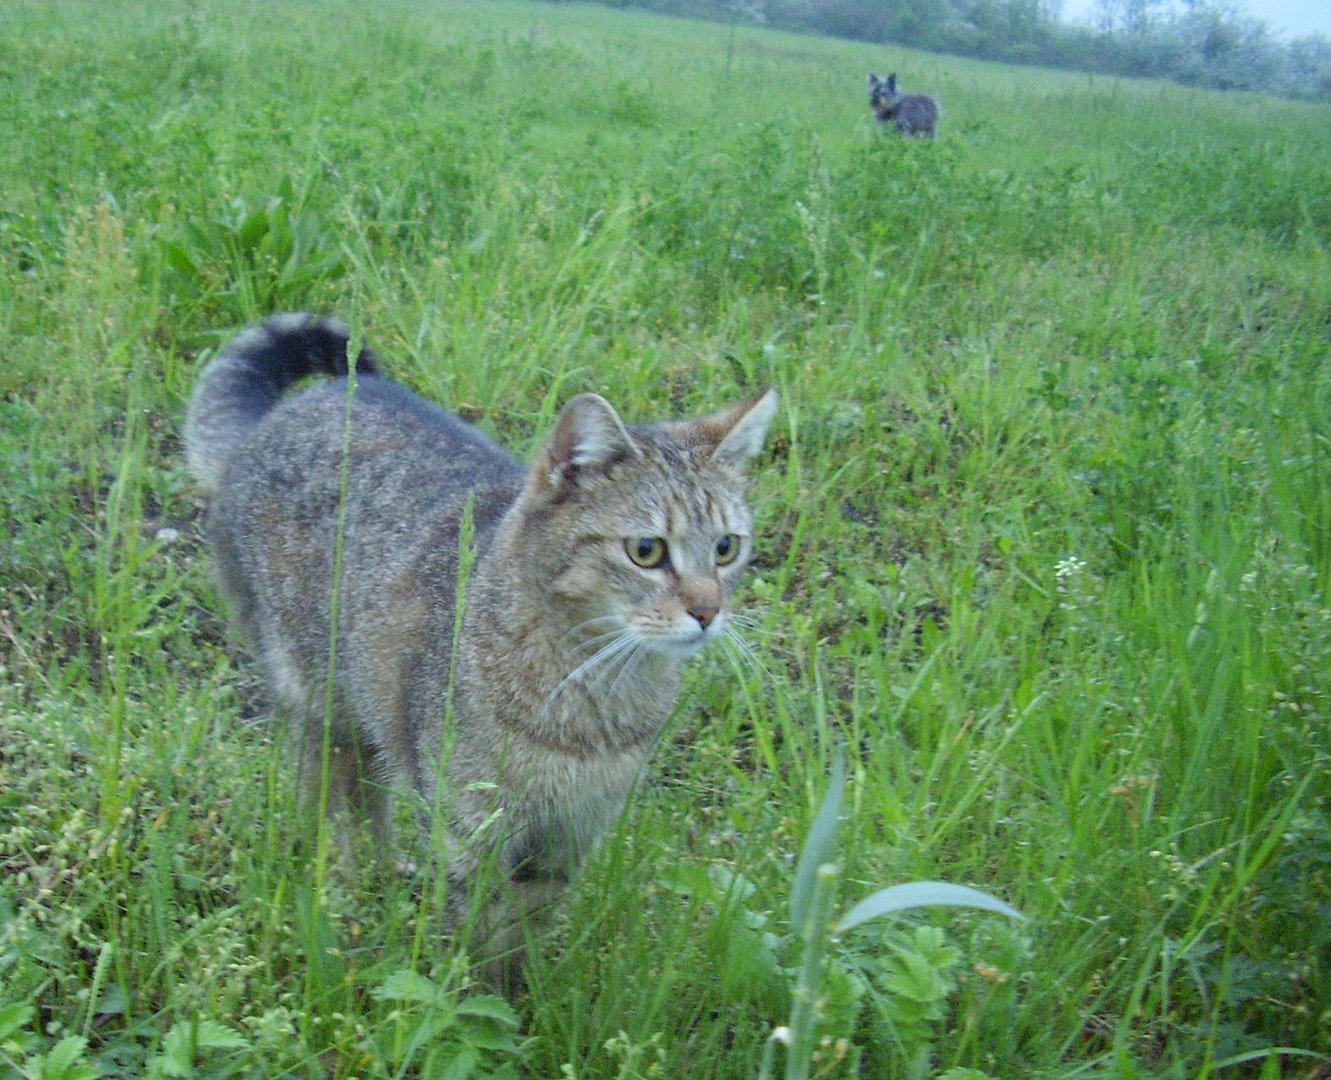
[704, 389, 778, 472]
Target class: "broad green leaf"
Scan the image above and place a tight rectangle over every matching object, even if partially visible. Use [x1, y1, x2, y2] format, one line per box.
[717, 921, 784, 1011]
[400, 1014, 454, 1065]
[159, 241, 198, 278]
[158, 1026, 193, 1076]
[375, 968, 448, 1005]
[455, 995, 519, 1026]
[459, 1019, 520, 1053]
[905, 925, 959, 967]
[37, 1034, 91, 1078]
[655, 861, 716, 899]
[192, 1019, 250, 1050]
[790, 746, 845, 930]
[836, 882, 1025, 933]
[0, 1003, 34, 1041]
[236, 208, 271, 250]
[884, 949, 949, 1004]
[707, 862, 757, 903]
[425, 1043, 480, 1080]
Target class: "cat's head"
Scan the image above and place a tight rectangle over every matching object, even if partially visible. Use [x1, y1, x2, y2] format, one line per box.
[513, 389, 778, 659]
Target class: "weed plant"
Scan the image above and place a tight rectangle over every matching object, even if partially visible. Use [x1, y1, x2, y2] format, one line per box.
[1, 0, 1329, 1076]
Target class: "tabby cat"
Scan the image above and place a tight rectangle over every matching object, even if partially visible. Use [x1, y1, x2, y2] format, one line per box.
[184, 313, 776, 967]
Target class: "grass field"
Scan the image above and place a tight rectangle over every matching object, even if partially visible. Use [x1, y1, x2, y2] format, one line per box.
[2, 0, 1330, 1076]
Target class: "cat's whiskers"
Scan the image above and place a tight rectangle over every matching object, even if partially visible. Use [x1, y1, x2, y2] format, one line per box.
[727, 611, 773, 641]
[559, 614, 625, 649]
[538, 626, 643, 720]
[603, 637, 651, 702]
[720, 621, 770, 683]
[561, 630, 639, 689]
[568, 627, 631, 656]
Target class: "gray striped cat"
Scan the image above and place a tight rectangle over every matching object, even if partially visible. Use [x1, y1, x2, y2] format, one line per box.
[184, 314, 776, 970]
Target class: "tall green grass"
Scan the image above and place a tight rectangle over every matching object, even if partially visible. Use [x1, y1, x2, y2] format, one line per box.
[1, 0, 1328, 1075]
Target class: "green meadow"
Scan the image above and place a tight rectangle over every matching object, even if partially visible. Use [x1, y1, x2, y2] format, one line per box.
[2, 0, 1329, 1075]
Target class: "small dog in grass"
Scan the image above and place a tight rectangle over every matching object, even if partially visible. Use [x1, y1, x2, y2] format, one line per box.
[868, 72, 939, 138]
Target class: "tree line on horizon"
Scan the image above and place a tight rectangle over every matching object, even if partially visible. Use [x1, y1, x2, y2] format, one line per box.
[568, 0, 1331, 101]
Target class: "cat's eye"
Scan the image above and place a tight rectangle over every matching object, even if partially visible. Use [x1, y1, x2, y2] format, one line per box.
[715, 533, 742, 566]
[625, 537, 668, 569]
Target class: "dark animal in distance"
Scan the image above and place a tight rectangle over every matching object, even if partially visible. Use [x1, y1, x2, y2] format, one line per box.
[868, 72, 938, 138]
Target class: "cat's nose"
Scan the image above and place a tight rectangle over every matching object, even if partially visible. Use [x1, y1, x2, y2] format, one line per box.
[688, 604, 719, 629]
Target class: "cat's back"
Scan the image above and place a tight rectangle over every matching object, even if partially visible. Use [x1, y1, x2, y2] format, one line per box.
[226, 376, 519, 502]
[211, 375, 525, 593]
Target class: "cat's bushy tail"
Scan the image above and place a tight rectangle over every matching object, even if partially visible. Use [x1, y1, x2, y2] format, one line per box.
[184, 313, 380, 492]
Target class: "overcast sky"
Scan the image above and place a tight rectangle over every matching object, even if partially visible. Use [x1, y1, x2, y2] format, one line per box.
[1060, 0, 1331, 39]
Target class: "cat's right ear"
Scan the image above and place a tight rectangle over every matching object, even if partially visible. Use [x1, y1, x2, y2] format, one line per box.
[707, 388, 779, 473]
[529, 393, 638, 498]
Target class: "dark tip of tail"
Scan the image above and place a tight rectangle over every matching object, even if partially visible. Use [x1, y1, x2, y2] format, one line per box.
[253, 313, 381, 381]
[185, 313, 387, 492]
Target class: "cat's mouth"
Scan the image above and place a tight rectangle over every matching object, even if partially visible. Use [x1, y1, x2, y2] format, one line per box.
[649, 616, 726, 659]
